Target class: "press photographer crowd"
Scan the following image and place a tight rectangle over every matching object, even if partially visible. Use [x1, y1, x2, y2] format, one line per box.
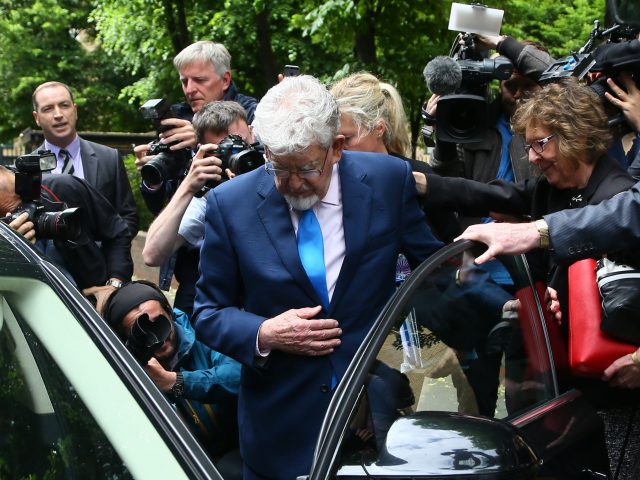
[2, 0, 640, 478]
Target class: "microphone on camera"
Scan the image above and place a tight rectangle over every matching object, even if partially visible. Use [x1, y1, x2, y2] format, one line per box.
[423, 56, 462, 95]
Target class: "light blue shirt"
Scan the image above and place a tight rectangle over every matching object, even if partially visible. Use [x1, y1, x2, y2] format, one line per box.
[45, 136, 84, 179]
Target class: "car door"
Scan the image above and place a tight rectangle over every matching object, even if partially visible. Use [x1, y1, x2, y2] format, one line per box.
[0, 223, 222, 479]
[305, 241, 609, 479]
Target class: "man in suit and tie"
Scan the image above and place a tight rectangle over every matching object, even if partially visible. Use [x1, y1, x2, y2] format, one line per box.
[31, 81, 138, 238]
[192, 75, 443, 479]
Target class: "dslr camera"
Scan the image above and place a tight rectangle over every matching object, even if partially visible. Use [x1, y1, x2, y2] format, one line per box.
[2, 151, 82, 241]
[139, 98, 193, 186]
[196, 134, 263, 197]
[423, 3, 513, 143]
[126, 312, 172, 365]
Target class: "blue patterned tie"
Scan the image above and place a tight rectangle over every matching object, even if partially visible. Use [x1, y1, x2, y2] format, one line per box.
[297, 209, 329, 310]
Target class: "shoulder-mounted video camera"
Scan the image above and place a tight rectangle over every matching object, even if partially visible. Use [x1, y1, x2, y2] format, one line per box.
[422, 3, 513, 144]
[538, 0, 640, 135]
[196, 134, 264, 197]
[139, 98, 193, 186]
[1, 151, 82, 241]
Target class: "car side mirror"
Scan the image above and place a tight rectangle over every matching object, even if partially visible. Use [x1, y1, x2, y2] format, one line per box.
[337, 411, 541, 478]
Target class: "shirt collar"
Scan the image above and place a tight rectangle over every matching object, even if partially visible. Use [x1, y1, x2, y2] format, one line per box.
[45, 135, 80, 159]
[320, 163, 341, 206]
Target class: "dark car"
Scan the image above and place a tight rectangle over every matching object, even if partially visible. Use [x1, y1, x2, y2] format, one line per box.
[0, 223, 609, 479]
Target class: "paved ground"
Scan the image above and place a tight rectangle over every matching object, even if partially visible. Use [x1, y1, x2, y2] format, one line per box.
[131, 231, 178, 303]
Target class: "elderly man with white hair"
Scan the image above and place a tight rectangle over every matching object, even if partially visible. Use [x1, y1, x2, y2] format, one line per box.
[192, 75, 442, 479]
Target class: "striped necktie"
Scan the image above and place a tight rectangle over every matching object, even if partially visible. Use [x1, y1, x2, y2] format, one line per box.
[60, 149, 74, 175]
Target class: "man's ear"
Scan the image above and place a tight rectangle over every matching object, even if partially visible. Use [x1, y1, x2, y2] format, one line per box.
[32, 110, 40, 127]
[222, 71, 232, 92]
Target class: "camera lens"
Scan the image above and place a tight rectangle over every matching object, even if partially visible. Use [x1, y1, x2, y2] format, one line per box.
[35, 207, 83, 241]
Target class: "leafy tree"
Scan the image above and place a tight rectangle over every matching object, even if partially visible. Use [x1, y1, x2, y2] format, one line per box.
[0, 0, 145, 142]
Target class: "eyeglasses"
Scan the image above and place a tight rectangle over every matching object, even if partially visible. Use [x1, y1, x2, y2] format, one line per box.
[264, 148, 330, 179]
[524, 134, 555, 155]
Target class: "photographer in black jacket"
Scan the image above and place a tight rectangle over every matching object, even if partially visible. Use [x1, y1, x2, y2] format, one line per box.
[0, 164, 133, 311]
[134, 41, 258, 215]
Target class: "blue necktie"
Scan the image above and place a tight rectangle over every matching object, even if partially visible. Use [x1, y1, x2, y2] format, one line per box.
[298, 209, 338, 388]
[297, 209, 330, 309]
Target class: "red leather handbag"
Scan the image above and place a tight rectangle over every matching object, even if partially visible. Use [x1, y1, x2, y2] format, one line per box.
[568, 259, 637, 377]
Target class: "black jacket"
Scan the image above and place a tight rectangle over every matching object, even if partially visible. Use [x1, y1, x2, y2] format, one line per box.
[40, 174, 133, 289]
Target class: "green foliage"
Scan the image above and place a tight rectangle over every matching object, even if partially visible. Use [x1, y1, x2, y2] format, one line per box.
[123, 153, 154, 231]
[0, 0, 611, 150]
[0, 0, 147, 142]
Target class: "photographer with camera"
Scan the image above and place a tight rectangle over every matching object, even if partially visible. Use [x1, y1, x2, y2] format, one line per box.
[142, 101, 257, 314]
[0, 158, 133, 311]
[134, 41, 258, 216]
[103, 280, 241, 476]
[424, 35, 552, 192]
[32, 81, 138, 238]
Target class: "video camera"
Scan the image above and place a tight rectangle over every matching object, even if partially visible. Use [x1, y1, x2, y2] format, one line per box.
[423, 3, 513, 144]
[196, 134, 264, 197]
[139, 98, 193, 186]
[538, 0, 640, 135]
[1, 151, 82, 241]
[126, 312, 172, 365]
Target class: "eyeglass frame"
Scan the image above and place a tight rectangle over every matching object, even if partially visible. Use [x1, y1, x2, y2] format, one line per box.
[524, 134, 555, 155]
[264, 147, 331, 180]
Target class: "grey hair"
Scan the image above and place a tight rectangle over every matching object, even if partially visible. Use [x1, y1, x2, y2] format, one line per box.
[252, 75, 340, 156]
[192, 101, 247, 143]
[173, 41, 231, 78]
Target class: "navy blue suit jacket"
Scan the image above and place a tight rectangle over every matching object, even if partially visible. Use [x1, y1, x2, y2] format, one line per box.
[192, 150, 442, 478]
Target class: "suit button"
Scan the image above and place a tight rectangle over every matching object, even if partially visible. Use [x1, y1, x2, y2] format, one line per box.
[320, 384, 330, 393]
[569, 248, 575, 255]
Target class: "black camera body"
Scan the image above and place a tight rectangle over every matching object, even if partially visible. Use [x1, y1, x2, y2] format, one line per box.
[196, 134, 263, 197]
[538, 18, 640, 136]
[125, 312, 172, 365]
[442, 35, 513, 144]
[139, 98, 193, 186]
[2, 151, 82, 241]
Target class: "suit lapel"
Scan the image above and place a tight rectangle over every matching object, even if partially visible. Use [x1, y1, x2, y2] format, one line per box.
[330, 155, 372, 312]
[79, 138, 98, 187]
[256, 174, 321, 304]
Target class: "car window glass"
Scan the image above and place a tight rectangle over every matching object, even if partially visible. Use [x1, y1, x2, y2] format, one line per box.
[0, 295, 132, 479]
[335, 248, 558, 475]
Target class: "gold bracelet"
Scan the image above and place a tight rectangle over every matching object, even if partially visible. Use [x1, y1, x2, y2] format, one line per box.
[631, 350, 640, 368]
[534, 219, 550, 249]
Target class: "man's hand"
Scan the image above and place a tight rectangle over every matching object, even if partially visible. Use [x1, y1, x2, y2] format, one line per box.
[412, 172, 427, 196]
[605, 73, 640, 133]
[182, 144, 225, 195]
[545, 287, 562, 324]
[145, 357, 178, 392]
[456, 221, 540, 264]
[475, 34, 506, 50]
[6, 212, 36, 244]
[158, 118, 198, 150]
[258, 305, 342, 356]
[82, 284, 117, 316]
[425, 93, 440, 118]
[133, 143, 153, 173]
[603, 349, 640, 389]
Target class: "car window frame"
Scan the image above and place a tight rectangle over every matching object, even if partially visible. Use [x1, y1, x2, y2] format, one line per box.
[0, 222, 222, 480]
[307, 240, 561, 480]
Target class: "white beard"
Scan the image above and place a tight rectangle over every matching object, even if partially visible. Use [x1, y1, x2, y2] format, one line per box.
[285, 193, 319, 211]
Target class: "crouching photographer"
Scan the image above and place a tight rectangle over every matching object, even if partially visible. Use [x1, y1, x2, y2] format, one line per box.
[103, 280, 242, 476]
[142, 100, 260, 315]
[0, 151, 132, 310]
